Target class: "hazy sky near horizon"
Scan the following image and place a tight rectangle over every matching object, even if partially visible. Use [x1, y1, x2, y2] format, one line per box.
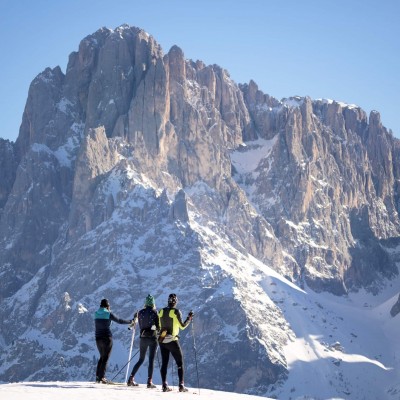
[1, 0, 399, 141]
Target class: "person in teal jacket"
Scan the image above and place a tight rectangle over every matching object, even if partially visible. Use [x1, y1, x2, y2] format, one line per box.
[94, 298, 133, 383]
[158, 293, 193, 392]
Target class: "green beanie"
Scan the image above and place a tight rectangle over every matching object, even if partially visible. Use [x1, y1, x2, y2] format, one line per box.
[145, 294, 155, 307]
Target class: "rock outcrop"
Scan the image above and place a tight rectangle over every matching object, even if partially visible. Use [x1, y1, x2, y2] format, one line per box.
[390, 294, 400, 317]
[237, 84, 400, 293]
[0, 139, 17, 210]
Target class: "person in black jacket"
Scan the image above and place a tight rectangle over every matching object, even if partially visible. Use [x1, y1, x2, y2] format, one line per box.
[94, 298, 133, 383]
[127, 294, 160, 388]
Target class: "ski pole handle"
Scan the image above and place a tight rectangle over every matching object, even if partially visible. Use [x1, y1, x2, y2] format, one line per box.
[128, 317, 137, 330]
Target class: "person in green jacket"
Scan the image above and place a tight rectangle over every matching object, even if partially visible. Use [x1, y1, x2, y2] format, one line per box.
[158, 293, 193, 392]
[94, 298, 134, 383]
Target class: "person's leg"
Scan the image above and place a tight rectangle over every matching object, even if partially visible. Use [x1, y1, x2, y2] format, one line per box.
[159, 343, 170, 386]
[96, 337, 113, 381]
[169, 341, 184, 385]
[147, 339, 157, 385]
[96, 339, 103, 380]
[128, 338, 148, 384]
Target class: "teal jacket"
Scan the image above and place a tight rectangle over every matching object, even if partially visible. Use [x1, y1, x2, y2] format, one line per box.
[94, 307, 131, 339]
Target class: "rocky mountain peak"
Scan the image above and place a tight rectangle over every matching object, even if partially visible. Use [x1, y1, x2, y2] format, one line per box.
[0, 24, 399, 398]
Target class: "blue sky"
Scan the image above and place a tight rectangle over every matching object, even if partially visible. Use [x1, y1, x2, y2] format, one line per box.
[1, 0, 399, 141]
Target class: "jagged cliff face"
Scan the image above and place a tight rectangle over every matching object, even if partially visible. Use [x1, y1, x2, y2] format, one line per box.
[0, 25, 399, 396]
[0, 139, 17, 210]
[239, 84, 400, 293]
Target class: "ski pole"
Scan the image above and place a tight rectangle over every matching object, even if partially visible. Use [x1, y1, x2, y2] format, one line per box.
[124, 313, 138, 382]
[110, 348, 140, 382]
[156, 348, 161, 370]
[171, 356, 176, 389]
[191, 317, 200, 395]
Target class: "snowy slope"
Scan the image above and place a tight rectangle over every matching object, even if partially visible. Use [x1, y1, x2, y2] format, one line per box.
[184, 197, 400, 399]
[0, 381, 272, 400]
[267, 273, 400, 399]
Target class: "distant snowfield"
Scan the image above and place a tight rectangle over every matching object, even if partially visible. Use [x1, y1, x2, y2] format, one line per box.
[272, 274, 400, 400]
[0, 381, 271, 400]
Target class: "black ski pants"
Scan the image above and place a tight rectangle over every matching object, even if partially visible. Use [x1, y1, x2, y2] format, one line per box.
[159, 340, 184, 385]
[96, 336, 113, 380]
[129, 337, 158, 381]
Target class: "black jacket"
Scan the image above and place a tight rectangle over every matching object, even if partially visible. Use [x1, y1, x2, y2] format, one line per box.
[137, 306, 160, 338]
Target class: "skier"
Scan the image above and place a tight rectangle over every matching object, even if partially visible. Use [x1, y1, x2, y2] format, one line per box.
[158, 293, 193, 392]
[127, 294, 160, 388]
[94, 298, 134, 384]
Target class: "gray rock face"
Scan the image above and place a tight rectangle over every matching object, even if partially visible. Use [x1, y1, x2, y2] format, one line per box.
[0, 25, 399, 396]
[0, 143, 70, 299]
[0, 139, 17, 210]
[234, 90, 400, 294]
[390, 294, 400, 317]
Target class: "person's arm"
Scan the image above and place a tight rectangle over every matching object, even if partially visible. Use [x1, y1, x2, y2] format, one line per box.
[174, 309, 192, 330]
[110, 312, 132, 325]
[154, 310, 161, 331]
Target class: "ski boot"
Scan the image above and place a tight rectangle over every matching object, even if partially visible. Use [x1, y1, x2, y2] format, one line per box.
[127, 375, 139, 386]
[147, 379, 156, 389]
[162, 383, 173, 392]
[179, 384, 189, 392]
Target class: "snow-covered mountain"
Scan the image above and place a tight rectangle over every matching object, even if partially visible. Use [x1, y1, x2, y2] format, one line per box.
[0, 25, 399, 399]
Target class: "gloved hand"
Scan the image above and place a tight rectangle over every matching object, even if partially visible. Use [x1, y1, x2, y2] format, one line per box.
[187, 311, 194, 320]
[128, 318, 136, 330]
